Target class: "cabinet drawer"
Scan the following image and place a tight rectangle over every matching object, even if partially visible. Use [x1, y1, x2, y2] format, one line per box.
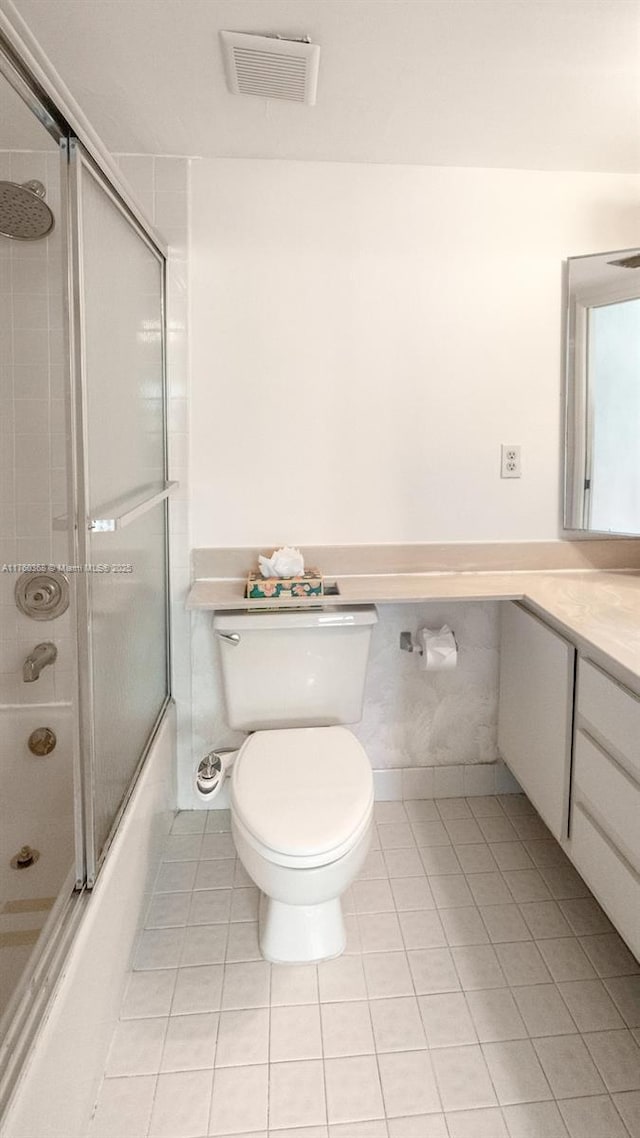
[571, 804, 640, 960]
[577, 659, 640, 778]
[574, 729, 640, 871]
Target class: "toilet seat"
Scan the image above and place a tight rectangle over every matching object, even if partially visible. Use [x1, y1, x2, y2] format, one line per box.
[231, 726, 374, 870]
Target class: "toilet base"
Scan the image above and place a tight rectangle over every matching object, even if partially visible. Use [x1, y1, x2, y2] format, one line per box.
[258, 893, 346, 964]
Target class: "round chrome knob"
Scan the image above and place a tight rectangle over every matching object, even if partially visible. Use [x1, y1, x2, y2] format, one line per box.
[15, 571, 69, 620]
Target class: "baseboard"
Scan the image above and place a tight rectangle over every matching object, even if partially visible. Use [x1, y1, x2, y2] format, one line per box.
[198, 758, 523, 814]
[373, 760, 522, 800]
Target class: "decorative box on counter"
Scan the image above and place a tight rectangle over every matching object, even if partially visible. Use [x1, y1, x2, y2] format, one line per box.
[246, 569, 323, 600]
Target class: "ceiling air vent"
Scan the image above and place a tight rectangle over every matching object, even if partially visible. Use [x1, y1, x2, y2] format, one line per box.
[220, 31, 320, 105]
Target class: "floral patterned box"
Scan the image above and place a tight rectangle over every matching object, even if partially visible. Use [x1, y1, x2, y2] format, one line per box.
[245, 569, 324, 600]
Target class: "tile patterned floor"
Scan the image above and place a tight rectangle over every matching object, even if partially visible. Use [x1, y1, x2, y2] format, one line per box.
[89, 795, 640, 1138]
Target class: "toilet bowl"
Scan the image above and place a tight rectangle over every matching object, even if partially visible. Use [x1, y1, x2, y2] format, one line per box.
[230, 725, 374, 963]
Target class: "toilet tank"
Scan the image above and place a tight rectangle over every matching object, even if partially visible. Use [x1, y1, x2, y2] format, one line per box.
[213, 605, 377, 730]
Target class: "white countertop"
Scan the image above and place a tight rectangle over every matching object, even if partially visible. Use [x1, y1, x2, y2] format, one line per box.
[187, 569, 640, 692]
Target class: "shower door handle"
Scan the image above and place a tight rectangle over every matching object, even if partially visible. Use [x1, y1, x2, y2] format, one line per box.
[88, 481, 178, 532]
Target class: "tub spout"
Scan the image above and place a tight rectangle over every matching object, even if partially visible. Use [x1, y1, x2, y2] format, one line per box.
[23, 642, 57, 682]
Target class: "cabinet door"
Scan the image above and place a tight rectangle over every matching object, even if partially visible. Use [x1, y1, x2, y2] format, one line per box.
[498, 603, 575, 841]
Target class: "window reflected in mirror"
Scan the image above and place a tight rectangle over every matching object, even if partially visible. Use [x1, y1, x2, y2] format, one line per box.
[565, 249, 640, 535]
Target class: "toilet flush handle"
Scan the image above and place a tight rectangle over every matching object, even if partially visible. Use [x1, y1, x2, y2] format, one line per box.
[217, 632, 240, 646]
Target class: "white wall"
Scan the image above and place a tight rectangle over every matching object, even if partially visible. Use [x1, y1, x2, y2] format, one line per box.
[190, 159, 640, 546]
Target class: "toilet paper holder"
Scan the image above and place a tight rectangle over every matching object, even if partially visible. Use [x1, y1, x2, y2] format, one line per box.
[399, 629, 458, 654]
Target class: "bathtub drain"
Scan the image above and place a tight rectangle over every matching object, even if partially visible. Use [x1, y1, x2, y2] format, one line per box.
[10, 845, 40, 869]
[28, 727, 56, 756]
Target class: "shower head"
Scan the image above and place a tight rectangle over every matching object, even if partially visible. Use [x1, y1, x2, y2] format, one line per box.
[0, 179, 54, 240]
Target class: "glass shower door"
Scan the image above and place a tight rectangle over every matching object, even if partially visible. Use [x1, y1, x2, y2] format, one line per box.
[0, 65, 76, 1039]
[70, 143, 170, 881]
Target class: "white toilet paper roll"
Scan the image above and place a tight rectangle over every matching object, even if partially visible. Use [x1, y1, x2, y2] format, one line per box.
[418, 625, 458, 671]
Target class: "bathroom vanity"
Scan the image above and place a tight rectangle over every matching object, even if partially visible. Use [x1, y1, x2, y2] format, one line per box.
[497, 600, 640, 960]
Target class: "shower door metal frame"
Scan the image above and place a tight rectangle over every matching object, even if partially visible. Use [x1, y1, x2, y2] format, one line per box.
[67, 139, 171, 887]
[0, 29, 67, 143]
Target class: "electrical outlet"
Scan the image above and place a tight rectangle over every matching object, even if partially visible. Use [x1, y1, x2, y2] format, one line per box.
[501, 444, 521, 478]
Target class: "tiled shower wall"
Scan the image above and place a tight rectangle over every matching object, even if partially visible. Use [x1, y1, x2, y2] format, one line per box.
[0, 148, 73, 706]
[114, 154, 192, 798]
[0, 148, 74, 999]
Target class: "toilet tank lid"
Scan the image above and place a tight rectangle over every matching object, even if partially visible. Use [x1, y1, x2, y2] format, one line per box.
[214, 604, 377, 631]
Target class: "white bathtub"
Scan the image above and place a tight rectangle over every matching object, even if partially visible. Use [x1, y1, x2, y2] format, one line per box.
[1, 703, 176, 1138]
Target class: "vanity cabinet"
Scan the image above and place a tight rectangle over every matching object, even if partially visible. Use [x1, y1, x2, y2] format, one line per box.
[499, 605, 640, 959]
[498, 602, 575, 842]
[570, 659, 640, 956]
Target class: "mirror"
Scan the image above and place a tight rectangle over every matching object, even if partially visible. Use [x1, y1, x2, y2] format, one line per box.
[565, 248, 640, 535]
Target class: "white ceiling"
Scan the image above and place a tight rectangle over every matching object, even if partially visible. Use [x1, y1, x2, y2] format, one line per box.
[7, 0, 640, 171]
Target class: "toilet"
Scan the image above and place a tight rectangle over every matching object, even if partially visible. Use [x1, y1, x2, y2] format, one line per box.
[213, 605, 377, 963]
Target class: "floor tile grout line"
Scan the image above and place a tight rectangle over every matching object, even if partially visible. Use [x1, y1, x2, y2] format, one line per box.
[141, 1071, 159, 1138]
[412, 891, 506, 1116]
[317, 958, 330, 1134]
[264, 951, 272, 1135]
[357, 877, 443, 1127]
[195, 868, 226, 1132]
[610, 1091, 637, 1138]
